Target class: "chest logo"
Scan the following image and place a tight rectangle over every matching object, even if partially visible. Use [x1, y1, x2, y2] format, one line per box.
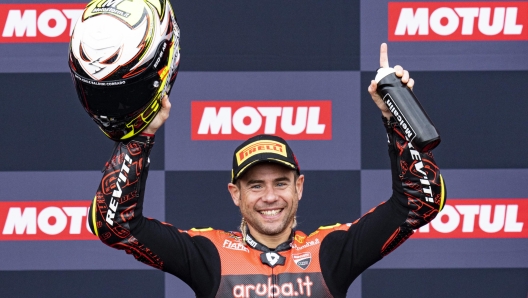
[292, 252, 311, 270]
[260, 252, 285, 268]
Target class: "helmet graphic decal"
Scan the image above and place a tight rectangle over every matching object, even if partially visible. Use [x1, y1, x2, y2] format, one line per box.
[69, 0, 180, 141]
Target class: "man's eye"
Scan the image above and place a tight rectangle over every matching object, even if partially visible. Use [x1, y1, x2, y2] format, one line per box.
[250, 185, 262, 189]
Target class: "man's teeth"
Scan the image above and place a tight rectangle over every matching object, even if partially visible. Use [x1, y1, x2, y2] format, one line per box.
[260, 209, 281, 216]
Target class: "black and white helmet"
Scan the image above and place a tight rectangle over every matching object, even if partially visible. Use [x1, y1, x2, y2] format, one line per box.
[69, 0, 180, 140]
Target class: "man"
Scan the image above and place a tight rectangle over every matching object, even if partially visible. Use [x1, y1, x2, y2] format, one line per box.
[88, 44, 445, 297]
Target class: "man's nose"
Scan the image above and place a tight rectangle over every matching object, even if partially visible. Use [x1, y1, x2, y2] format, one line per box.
[261, 186, 278, 203]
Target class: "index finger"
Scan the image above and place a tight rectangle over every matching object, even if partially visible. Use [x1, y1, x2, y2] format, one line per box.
[380, 43, 389, 68]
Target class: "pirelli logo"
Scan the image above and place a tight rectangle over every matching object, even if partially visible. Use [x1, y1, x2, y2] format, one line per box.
[236, 141, 286, 165]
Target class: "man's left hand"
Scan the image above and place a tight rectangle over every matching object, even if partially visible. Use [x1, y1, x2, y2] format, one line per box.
[367, 43, 415, 120]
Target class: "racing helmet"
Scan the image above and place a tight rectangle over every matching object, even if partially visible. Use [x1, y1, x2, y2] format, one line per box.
[69, 0, 180, 141]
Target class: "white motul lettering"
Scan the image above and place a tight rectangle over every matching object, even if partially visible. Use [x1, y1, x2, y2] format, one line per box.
[478, 7, 505, 36]
[63, 207, 86, 234]
[479, 205, 505, 233]
[37, 207, 67, 235]
[37, 9, 66, 37]
[198, 107, 231, 134]
[281, 107, 307, 135]
[257, 107, 281, 134]
[454, 8, 479, 35]
[395, 8, 429, 35]
[2, 10, 37, 37]
[504, 8, 523, 34]
[395, 6, 524, 37]
[2, 207, 37, 234]
[455, 205, 480, 232]
[504, 205, 523, 232]
[197, 106, 326, 135]
[431, 204, 460, 233]
[306, 107, 325, 134]
[62, 9, 83, 35]
[421, 204, 524, 234]
[233, 107, 262, 135]
[430, 7, 459, 36]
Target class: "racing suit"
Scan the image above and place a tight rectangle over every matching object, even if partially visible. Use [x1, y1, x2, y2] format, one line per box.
[88, 117, 446, 298]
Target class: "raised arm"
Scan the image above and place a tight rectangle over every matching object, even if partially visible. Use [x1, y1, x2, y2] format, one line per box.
[87, 96, 220, 297]
[319, 44, 446, 296]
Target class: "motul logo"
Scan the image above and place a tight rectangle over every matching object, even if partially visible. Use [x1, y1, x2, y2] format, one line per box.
[0, 4, 85, 43]
[388, 2, 528, 41]
[0, 201, 96, 240]
[413, 199, 528, 238]
[191, 101, 332, 140]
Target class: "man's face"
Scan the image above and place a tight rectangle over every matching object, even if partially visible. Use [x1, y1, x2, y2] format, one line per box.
[228, 163, 304, 238]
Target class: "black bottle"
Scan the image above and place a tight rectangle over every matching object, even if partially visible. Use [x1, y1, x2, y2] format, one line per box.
[375, 68, 441, 152]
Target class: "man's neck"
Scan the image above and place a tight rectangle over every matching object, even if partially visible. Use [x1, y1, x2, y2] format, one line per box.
[246, 227, 293, 250]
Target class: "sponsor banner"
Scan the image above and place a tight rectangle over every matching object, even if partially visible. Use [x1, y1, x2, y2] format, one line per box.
[0, 171, 165, 239]
[0, 200, 95, 241]
[360, 0, 528, 71]
[413, 199, 528, 238]
[191, 100, 332, 140]
[361, 169, 528, 268]
[166, 71, 361, 170]
[0, 3, 85, 43]
[388, 2, 528, 41]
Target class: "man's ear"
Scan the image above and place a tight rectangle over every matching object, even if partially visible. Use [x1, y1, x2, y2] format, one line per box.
[227, 183, 241, 206]
[296, 174, 305, 201]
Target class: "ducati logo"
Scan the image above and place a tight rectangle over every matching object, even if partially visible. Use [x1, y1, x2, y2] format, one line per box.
[260, 252, 285, 268]
[292, 252, 312, 270]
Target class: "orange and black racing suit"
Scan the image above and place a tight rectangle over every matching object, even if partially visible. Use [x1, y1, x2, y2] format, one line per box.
[87, 118, 446, 298]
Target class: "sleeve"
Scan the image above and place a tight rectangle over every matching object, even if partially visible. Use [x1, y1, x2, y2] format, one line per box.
[87, 135, 220, 297]
[320, 116, 447, 297]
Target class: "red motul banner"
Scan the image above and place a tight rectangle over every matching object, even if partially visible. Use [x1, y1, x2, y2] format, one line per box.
[413, 199, 528, 238]
[0, 201, 96, 240]
[0, 3, 85, 43]
[191, 101, 332, 140]
[388, 2, 528, 41]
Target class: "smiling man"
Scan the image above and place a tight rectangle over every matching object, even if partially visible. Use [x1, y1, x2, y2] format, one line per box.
[87, 44, 446, 298]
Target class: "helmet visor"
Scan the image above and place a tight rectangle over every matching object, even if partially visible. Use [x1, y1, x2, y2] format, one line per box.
[72, 72, 162, 118]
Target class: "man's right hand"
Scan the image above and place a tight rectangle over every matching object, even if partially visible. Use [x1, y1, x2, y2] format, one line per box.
[142, 95, 171, 135]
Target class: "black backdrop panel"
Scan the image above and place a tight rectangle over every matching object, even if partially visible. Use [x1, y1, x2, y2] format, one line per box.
[0, 73, 165, 171]
[0, 270, 164, 298]
[172, 0, 360, 71]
